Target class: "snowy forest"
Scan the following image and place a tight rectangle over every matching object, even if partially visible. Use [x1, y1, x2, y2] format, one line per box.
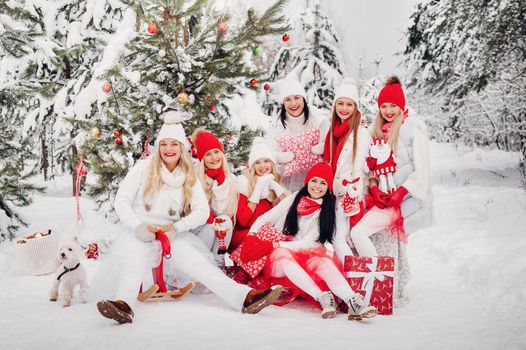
[0, 0, 525, 349]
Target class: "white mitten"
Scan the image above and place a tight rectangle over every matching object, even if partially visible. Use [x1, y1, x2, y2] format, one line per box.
[268, 180, 286, 197]
[249, 174, 275, 204]
[312, 117, 330, 155]
[134, 223, 155, 242]
[311, 143, 325, 155]
[276, 151, 294, 164]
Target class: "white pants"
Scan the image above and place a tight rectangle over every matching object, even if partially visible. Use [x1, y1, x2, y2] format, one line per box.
[193, 215, 233, 266]
[270, 247, 355, 301]
[350, 206, 396, 256]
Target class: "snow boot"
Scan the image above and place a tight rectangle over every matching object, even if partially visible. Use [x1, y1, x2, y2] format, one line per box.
[97, 300, 134, 324]
[242, 286, 283, 314]
[347, 294, 378, 320]
[317, 291, 337, 319]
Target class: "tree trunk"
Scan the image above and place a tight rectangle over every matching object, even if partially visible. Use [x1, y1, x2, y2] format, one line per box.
[71, 142, 78, 196]
[41, 136, 49, 181]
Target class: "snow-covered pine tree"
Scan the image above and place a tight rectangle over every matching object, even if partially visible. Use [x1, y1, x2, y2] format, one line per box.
[403, 0, 526, 181]
[0, 3, 44, 241]
[262, 0, 345, 115]
[81, 0, 288, 210]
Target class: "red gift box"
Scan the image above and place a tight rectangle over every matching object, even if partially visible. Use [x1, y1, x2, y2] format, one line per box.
[344, 255, 395, 315]
[230, 223, 290, 278]
[276, 128, 323, 176]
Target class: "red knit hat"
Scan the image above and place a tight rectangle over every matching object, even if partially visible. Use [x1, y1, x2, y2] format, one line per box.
[377, 76, 406, 111]
[194, 130, 223, 161]
[304, 162, 334, 192]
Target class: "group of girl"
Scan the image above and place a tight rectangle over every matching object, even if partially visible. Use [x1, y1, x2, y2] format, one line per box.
[91, 75, 433, 324]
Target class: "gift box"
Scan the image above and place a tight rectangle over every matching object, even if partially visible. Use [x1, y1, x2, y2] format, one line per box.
[276, 128, 323, 176]
[345, 255, 395, 315]
[229, 223, 289, 278]
[16, 230, 60, 275]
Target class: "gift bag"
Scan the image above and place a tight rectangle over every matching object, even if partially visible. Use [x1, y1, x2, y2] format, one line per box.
[345, 255, 395, 315]
[230, 223, 289, 278]
[16, 230, 60, 275]
[276, 128, 323, 176]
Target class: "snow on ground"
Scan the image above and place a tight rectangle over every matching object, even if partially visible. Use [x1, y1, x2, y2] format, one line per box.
[1, 142, 525, 350]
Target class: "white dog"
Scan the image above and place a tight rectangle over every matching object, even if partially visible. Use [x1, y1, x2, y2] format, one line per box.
[49, 237, 88, 307]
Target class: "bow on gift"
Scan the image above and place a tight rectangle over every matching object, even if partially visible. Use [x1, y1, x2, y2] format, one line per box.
[346, 257, 395, 306]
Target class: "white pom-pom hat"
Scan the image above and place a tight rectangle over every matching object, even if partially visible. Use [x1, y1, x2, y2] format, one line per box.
[248, 138, 276, 168]
[332, 78, 360, 112]
[157, 110, 190, 148]
[279, 79, 307, 103]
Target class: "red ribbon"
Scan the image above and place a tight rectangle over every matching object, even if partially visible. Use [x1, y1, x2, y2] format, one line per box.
[141, 136, 151, 159]
[74, 155, 87, 224]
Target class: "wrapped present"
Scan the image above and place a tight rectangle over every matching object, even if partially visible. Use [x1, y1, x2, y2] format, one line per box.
[345, 255, 395, 315]
[230, 223, 290, 278]
[85, 243, 99, 259]
[276, 128, 323, 176]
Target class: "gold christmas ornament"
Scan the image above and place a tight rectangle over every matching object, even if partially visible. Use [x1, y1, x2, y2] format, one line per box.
[90, 127, 101, 139]
[176, 92, 189, 105]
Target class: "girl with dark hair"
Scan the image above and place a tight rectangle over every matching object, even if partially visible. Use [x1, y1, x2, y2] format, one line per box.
[241, 163, 378, 320]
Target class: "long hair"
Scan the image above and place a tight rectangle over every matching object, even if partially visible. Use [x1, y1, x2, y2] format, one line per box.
[196, 152, 238, 217]
[327, 100, 361, 166]
[246, 160, 282, 202]
[279, 97, 310, 129]
[143, 143, 196, 216]
[282, 185, 336, 244]
[372, 110, 404, 155]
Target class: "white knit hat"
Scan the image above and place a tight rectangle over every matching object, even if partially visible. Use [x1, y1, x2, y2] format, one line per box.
[248, 138, 276, 168]
[332, 79, 360, 112]
[156, 110, 190, 148]
[279, 79, 307, 103]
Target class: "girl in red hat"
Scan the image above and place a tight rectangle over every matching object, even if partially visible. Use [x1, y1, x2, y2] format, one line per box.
[191, 129, 239, 267]
[239, 163, 378, 320]
[349, 76, 434, 304]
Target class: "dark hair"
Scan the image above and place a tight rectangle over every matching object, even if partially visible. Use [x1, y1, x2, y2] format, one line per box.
[279, 97, 310, 129]
[282, 185, 336, 244]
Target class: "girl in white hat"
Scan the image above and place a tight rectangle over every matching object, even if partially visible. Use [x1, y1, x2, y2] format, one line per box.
[91, 112, 282, 324]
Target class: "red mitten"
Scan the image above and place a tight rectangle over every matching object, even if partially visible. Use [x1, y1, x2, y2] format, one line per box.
[205, 167, 226, 185]
[206, 211, 215, 224]
[240, 235, 274, 263]
[369, 186, 389, 209]
[387, 186, 408, 208]
[155, 230, 171, 258]
[366, 157, 377, 171]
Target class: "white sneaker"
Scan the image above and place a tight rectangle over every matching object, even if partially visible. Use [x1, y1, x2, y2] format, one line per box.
[317, 291, 337, 319]
[347, 294, 378, 320]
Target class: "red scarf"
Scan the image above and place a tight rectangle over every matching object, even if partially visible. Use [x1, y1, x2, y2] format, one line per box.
[297, 196, 321, 216]
[323, 118, 350, 173]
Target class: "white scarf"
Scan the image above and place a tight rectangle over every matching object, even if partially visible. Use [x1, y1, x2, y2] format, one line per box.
[159, 164, 186, 219]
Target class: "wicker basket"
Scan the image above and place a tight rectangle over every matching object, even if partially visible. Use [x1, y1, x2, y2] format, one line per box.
[16, 231, 60, 275]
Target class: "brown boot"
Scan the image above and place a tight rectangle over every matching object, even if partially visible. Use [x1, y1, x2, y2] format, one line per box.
[242, 286, 283, 314]
[97, 300, 134, 324]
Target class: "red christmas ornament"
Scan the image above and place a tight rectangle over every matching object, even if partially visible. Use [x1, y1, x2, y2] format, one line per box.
[79, 168, 88, 176]
[147, 23, 157, 34]
[264, 83, 271, 91]
[115, 137, 123, 145]
[209, 105, 215, 111]
[113, 130, 121, 137]
[217, 22, 228, 34]
[282, 34, 290, 42]
[85, 243, 99, 259]
[102, 82, 112, 93]
[249, 79, 258, 87]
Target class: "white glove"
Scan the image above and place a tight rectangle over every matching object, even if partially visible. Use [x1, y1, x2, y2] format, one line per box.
[345, 182, 361, 198]
[249, 174, 275, 204]
[276, 151, 294, 164]
[311, 142, 325, 155]
[135, 223, 155, 242]
[268, 180, 286, 197]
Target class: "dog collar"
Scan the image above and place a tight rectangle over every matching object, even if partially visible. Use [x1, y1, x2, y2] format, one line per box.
[57, 263, 80, 281]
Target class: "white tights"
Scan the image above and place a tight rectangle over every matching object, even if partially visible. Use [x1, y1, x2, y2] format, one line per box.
[350, 206, 395, 256]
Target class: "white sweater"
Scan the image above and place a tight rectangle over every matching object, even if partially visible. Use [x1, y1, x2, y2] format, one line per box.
[114, 159, 209, 234]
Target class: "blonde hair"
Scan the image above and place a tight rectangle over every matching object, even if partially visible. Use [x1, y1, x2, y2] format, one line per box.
[327, 99, 361, 166]
[197, 152, 238, 217]
[246, 160, 281, 202]
[372, 109, 404, 155]
[143, 143, 196, 216]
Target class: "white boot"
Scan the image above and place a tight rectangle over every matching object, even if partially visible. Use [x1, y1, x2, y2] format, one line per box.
[347, 294, 378, 320]
[316, 291, 337, 319]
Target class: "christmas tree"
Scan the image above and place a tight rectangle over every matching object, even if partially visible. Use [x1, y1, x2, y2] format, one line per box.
[262, 0, 345, 115]
[81, 0, 288, 210]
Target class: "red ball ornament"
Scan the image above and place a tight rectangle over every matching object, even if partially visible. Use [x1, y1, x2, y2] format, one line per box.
[209, 105, 215, 111]
[102, 82, 112, 93]
[282, 34, 290, 42]
[147, 23, 157, 34]
[264, 83, 271, 91]
[113, 130, 121, 137]
[217, 22, 228, 34]
[79, 168, 88, 176]
[249, 79, 258, 87]
[115, 137, 123, 145]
